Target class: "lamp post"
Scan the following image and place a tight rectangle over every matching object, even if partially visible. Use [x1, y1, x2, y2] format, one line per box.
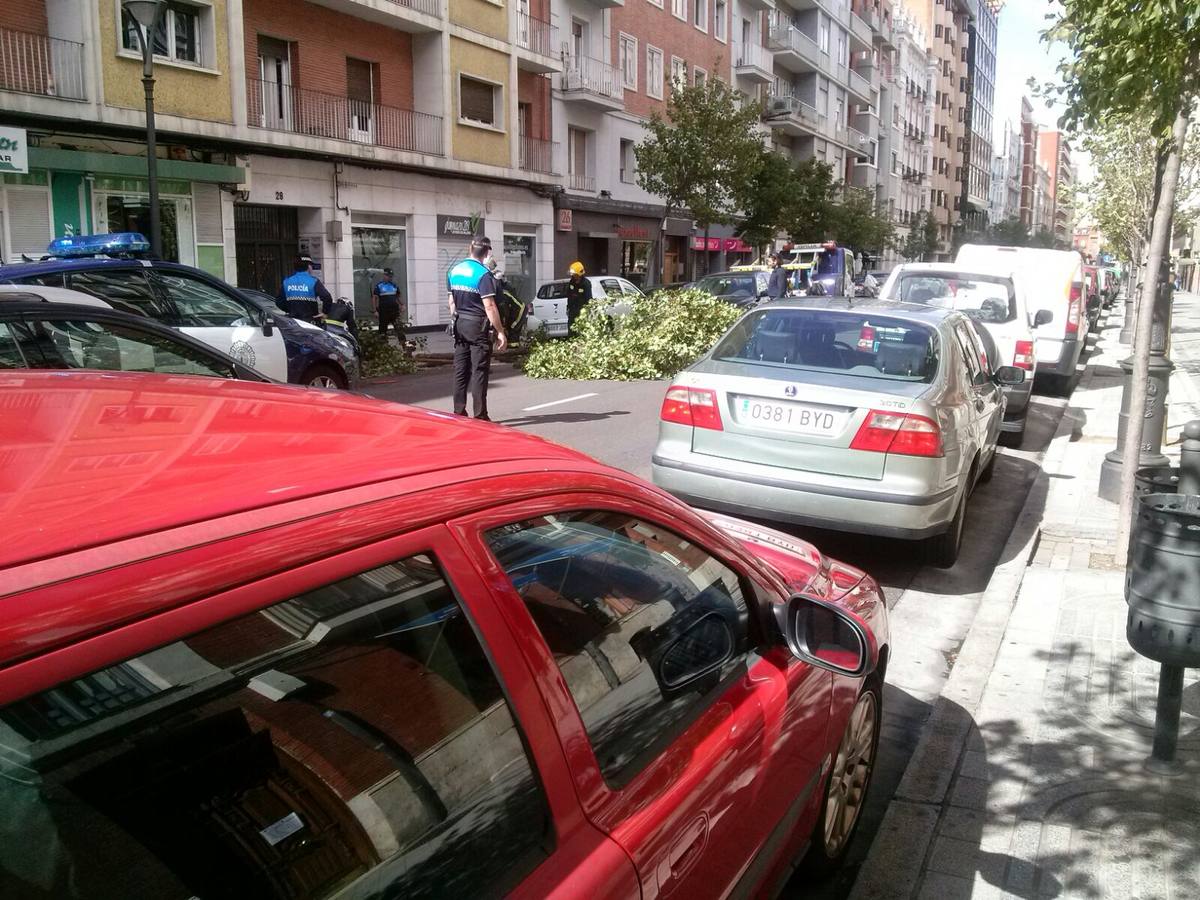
[122, 0, 167, 259]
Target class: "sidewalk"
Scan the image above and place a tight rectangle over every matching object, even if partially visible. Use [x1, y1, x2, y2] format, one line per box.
[850, 294, 1200, 900]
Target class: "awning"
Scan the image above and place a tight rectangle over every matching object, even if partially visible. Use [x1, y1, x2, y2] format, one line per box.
[28, 147, 243, 184]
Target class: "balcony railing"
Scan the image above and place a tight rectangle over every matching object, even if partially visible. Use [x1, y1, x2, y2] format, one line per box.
[0, 26, 86, 100]
[516, 12, 556, 56]
[381, 0, 441, 15]
[735, 41, 771, 71]
[519, 136, 557, 174]
[568, 172, 595, 192]
[767, 22, 824, 69]
[248, 78, 443, 156]
[560, 55, 623, 102]
[847, 125, 870, 152]
[847, 67, 871, 98]
[765, 92, 824, 129]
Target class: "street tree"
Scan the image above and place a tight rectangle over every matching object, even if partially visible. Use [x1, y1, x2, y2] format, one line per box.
[635, 78, 765, 279]
[782, 158, 841, 243]
[830, 188, 896, 256]
[736, 149, 797, 252]
[1041, 0, 1200, 553]
[987, 217, 1031, 247]
[899, 210, 940, 261]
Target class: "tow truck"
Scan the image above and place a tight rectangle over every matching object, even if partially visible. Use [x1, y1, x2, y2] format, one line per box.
[731, 241, 858, 296]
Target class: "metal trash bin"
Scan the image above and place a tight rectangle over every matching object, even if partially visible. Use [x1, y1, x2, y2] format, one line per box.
[1126, 493, 1200, 667]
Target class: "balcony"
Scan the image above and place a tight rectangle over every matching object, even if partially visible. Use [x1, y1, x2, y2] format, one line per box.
[0, 26, 86, 101]
[733, 42, 773, 83]
[846, 125, 872, 158]
[581, 0, 623, 9]
[846, 67, 873, 103]
[767, 22, 823, 74]
[515, 13, 561, 74]
[519, 136, 557, 174]
[559, 55, 623, 110]
[738, 0, 775, 10]
[849, 11, 873, 51]
[568, 172, 595, 192]
[307, 0, 442, 32]
[764, 92, 824, 138]
[247, 78, 444, 156]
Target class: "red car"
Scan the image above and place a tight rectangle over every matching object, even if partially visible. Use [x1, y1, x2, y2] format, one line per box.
[0, 372, 890, 900]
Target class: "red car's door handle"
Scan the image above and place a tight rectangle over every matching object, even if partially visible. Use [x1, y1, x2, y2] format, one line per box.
[658, 814, 708, 891]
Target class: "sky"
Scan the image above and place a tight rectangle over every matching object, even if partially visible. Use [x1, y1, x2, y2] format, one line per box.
[991, 0, 1092, 179]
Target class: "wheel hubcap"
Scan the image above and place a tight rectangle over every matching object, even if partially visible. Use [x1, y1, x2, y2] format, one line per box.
[823, 691, 877, 857]
[310, 376, 338, 388]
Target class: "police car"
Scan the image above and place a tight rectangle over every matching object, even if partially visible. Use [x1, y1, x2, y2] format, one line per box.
[0, 233, 359, 389]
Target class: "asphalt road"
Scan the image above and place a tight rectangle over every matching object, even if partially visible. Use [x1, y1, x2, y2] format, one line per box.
[362, 330, 1086, 895]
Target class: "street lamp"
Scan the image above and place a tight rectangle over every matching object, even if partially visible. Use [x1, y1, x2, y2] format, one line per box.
[123, 0, 167, 259]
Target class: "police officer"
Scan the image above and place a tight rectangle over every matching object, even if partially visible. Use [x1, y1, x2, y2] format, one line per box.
[372, 267, 403, 340]
[565, 261, 592, 333]
[766, 253, 788, 300]
[448, 237, 507, 421]
[278, 256, 333, 323]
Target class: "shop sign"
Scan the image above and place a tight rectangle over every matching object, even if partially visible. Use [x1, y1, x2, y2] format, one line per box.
[504, 234, 533, 256]
[0, 127, 28, 175]
[557, 209, 573, 232]
[437, 215, 478, 238]
[690, 237, 722, 251]
[722, 238, 753, 253]
[615, 225, 649, 240]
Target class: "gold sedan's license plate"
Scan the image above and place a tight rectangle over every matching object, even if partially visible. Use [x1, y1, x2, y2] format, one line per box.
[737, 397, 843, 435]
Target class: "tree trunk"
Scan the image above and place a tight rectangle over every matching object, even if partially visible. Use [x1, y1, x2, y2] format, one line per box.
[654, 207, 671, 286]
[702, 224, 711, 277]
[1116, 107, 1192, 558]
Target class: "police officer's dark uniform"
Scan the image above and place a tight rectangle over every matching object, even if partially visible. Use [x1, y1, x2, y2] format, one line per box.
[278, 257, 334, 323]
[767, 257, 788, 300]
[373, 269, 403, 339]
[449, 241, 503, 420]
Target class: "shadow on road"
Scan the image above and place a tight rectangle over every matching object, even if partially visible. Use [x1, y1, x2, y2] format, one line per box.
[499, 410, 632, 427]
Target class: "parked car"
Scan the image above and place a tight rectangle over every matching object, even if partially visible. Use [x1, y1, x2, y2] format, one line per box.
[1082, 265, 1103, 331]
[0, 234, 359, 389]
[956, 244, 1085, 394]
[0, 289, 270, 382]
[532, 276, 645, 337]
[651, 298, 1026, 566]
[879, 263, 1051, 444]
[691, 271, 771, 308]
[0, 370, 889, 899]
[240, 286, 362, 359]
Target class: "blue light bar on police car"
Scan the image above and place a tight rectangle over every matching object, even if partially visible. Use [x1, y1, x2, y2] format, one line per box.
[46, 233, 151, 258]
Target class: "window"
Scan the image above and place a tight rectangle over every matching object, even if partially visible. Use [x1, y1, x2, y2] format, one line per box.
[819, 14, 830, 53]
[121, 1, 207, 66]
[67, 269, 172, 320]
[646, 45, 664, 99]
[837, 32, 847, 67]
[693, 66, 707, 87]
[571, 19, 586, 59]
[0, 553, 551, 898]
[619, 33, 638, 90]
[620, 139, 636, 183]
[886, 273, 1017, 324]
[671, 56, 688, 90]
[459, 75, 500, 128]
[150, 271, 259, 328]
[568, 126, 589, 181]
[714, 0, 727, 40]
[672, 0, 686, 20]
[953, 322, 989, 385]
[486, 511, 751, 785]
[694, 0, 707, 31]
[712, 308, 940, 382]
[1, 317, 238, 378]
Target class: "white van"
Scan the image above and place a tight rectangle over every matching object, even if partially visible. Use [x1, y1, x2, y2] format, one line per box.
[879, 262, 1049, 442]
[956, 245, 1085, 392]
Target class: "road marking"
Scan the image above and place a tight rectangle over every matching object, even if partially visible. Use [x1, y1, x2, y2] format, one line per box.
[522, 392, 598, 412]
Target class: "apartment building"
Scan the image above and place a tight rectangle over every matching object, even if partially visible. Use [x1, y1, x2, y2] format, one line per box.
[0, 0, 569, 327]
[1018, 96, 1036, 229]
[884, 9, 930, 257]
[1037, 128, 1073, 244]
[960, 0, 996, 230]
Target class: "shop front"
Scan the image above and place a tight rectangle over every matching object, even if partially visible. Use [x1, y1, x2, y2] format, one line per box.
[554, 197, 692, 287]
[0, 142, 241, 275]
[691, 235, 756, 275]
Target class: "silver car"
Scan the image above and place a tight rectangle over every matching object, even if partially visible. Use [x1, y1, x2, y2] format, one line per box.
[651, 299, 1026, 566]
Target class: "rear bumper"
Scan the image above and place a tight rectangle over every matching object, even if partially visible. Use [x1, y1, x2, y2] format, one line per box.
[1035, 336, 1081, 376]
[651, 453, 959, 540]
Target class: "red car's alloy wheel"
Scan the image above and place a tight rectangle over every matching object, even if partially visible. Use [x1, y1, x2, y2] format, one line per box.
[822, 689, 878, 858]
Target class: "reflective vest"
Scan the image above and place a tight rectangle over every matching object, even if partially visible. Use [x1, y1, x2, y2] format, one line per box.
[448, 258, 490, 316]
[283, 271, 320, 319]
